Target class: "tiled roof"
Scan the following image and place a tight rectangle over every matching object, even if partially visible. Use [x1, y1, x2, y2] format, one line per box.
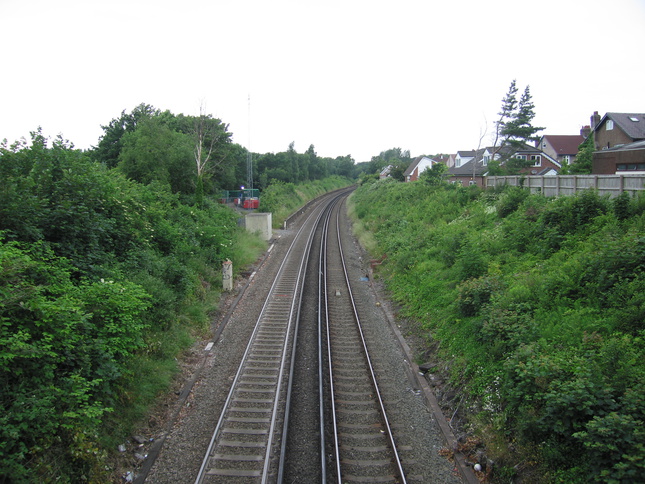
[543, 135, 585, 155]
[449, 148, 488, 176]
[602, 113, 645, 140]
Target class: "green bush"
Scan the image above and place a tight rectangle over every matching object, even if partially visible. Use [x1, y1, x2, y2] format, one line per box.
[479, 304, 536, 356]
[496, 186, 529, 218]
[0, 240, 149, 481]
[457, 275, 503, 317]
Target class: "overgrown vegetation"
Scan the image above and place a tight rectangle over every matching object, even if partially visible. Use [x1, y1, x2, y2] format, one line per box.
[0, 131, 254, 481]
[260, 177, 353, 227]
[350, 179, 645, 483]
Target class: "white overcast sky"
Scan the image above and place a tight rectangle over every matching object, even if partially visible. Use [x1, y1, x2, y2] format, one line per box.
[1, 0, 644, 162]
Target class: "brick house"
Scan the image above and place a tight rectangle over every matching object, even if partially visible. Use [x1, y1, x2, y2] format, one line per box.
[591, 112, 645, 150]
[448, 148, 487, 187]
[537, 134, 585, 166]
[448, 144, 561, 186]
[590, 112, 645, 174]
[510, 144, 561, 176]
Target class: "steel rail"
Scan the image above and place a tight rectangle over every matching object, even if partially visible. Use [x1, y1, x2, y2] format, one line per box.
[194, 193, 337, 484]
[320, 196, 341, 483]
[325, 197, 407, 484]
[276, 192, 347, 483]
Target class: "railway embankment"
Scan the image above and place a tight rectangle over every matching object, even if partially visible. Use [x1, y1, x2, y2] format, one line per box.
[348, 179, 645, 483]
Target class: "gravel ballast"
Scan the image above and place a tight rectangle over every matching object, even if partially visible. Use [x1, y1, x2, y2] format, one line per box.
[128, 199, 475, 483]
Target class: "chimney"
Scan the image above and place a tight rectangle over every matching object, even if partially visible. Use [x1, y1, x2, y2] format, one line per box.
[580, 125, 591, 138]
[591, 111, 601, 130]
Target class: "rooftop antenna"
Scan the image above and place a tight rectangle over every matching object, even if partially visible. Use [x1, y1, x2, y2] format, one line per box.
[247, 94, 253, 190]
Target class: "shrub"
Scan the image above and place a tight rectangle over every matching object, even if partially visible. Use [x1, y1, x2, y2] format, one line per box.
[574, 411, 645, 482]
[613, 192, 632, 221]
[457, 275, 503, 317]
[497, 186, 529, 218]
[0, 240, 150, 481]
[350, 181, 645, 481]
[537, 190, 609, 251]
[479, 304, 536, 355]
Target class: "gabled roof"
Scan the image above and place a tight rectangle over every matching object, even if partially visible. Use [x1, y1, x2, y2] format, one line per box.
[536, 167, 559, 176]
[403, 156, 423, 177]
[403, 156, 436, 177]
[456, 150, 475, 157]
[541, 135, 585, 155]
[449, 148, 488, 176]
[449, 143, 561, 177]
[598, 113, 645, 140]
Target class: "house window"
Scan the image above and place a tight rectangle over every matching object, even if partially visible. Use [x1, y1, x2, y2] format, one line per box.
[531, 155, 541, 167]
[483, 155, 490, 166]
[617, 163, 645, 171]
[515, 155, 527, 160]
[563, 155, 570, 164]
[607, 120, 614, 130]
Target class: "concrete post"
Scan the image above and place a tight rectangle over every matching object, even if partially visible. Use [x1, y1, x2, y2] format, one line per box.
[222, 259, 233, 291]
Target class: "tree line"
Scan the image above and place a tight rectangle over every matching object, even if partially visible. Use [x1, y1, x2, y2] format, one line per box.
[90, 103, 356, 200]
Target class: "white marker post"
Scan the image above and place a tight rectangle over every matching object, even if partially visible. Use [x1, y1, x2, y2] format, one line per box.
[222, 259, 233, 291]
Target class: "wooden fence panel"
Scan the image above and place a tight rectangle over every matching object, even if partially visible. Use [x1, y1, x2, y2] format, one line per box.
[486, 175, 645, 198]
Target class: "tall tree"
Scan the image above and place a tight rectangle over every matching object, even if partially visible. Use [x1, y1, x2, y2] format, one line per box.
[193, 105, 231, 205]
[92, 103, 159, 168]
[368, 147, 411, 175]
[502, 85, 544, 149]
[569, 135, 594, 174]
[492, 81, 544, 165]
[492, 79, 518, 153]
[118, 117, 193, 193]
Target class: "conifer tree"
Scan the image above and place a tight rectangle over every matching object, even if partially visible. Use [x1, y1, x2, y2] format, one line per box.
[503, 85, 544, 149]
[492, 79, 518, 150]
[492, 81, 544, 163]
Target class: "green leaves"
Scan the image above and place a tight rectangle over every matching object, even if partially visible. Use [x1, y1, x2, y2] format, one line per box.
[0, 241, 120, 480]
[0, 132, 246, 481]
[351, 181, 645, 481]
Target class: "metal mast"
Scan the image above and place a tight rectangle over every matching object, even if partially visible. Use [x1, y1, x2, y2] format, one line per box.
[247, 94, 253, 190]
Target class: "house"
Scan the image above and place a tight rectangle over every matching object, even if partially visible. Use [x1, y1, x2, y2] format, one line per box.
[379, 165, 393, 179]
[592, 140, 645, 174]
[537, 134, 585, 166]
[448, 144, 561, 186]
[591, 112, 645, 151]
[448, 148, 487, 187]
[403, 156, 436, 182]
[510, 144, 561, 176]
[454, 150, 475, 169]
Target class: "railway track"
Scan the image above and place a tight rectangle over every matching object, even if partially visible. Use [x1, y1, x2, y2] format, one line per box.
[194, 191, 343, 483]
[194, 189, 410, 483]
[321, 197, 406, 484]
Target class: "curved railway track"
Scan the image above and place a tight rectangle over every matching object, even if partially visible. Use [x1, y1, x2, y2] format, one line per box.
[321, 197, 406, 484]
[194, 190, 338, 483]
[194, 190, 416, 483]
